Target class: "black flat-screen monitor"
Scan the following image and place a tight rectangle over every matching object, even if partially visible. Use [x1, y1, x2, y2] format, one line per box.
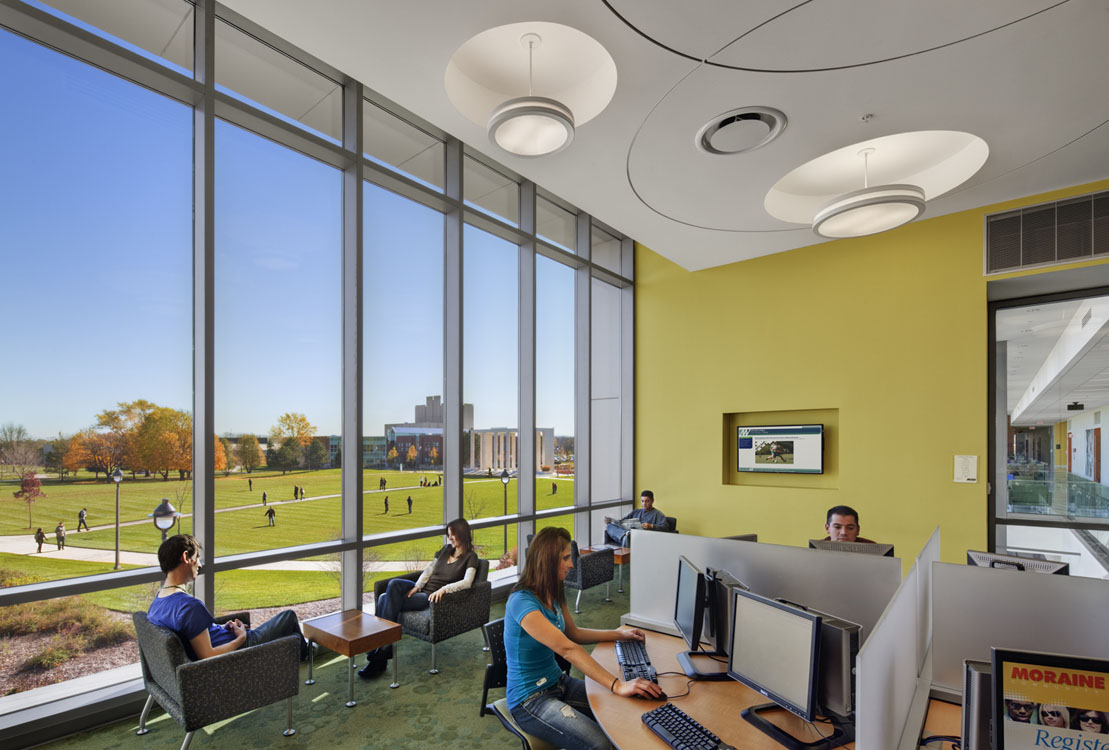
[702, 567, 748, 657]
[737, 424, 823, 474]
[809, 539, 895, 557]
[729, 589, 822, 723]
[967, 549, 1069, 575]
[673, 555, 706, 651]
[991, 647, 1109, 750]
[673, 556, 730, 681]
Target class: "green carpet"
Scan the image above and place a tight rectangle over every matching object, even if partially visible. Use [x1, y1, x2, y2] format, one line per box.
[41, 582, 630, 749]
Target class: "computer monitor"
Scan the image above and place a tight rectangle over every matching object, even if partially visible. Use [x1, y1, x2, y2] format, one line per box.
[728, 589, 826, 748]
[808, 539, 895, 557]
[991, 647, 1109, 750]
[701, 567, 748, 657]
[673, 556, 730, 680]
[966, 549, 1069, 575]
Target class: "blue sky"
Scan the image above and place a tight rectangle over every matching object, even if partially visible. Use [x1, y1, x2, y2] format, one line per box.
[0, 27, 574, 441]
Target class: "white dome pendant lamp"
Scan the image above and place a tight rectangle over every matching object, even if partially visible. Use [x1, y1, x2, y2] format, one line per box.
[812, 147, 926, 239]
[488, 33, 575, 157]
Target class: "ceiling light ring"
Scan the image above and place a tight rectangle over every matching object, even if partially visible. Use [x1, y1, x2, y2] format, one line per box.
[812, 184, 926, 239]
[488, 96, 576, 157]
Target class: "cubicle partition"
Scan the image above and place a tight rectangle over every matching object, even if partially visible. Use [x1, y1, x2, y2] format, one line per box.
[931, 561, 1108, 693]
[621, 531, 901, 646]
[854, 528, 941, 750]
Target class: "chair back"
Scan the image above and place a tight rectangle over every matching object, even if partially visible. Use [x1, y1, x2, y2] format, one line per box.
[480, 618, 508, 716]
[666, 516, 678, 533]
[132, 612, 188, 706]
[475, 558, 491, 584]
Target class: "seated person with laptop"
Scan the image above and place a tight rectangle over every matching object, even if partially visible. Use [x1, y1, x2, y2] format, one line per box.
[823, 504, 877, 543]
[604, 490, 670, 546]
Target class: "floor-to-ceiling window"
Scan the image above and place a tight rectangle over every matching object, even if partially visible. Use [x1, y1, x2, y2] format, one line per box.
[991, 290, 1109, 578]
[0, 0, 636, 714]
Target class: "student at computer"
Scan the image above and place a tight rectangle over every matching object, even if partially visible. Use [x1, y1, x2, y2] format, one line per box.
[823, 505, 877, 543]
[603, 490, 669, 545]
[506, 526, 662, 749]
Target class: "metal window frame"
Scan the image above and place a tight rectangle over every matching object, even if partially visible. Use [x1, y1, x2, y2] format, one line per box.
[0, 0, 637, 656]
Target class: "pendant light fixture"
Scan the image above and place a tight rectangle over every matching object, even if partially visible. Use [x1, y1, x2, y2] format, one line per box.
[487, 33, 575, 157]
[812, 147, 926, 238]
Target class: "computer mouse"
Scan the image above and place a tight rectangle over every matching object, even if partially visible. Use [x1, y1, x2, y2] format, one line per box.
[635, 690, 667, 700]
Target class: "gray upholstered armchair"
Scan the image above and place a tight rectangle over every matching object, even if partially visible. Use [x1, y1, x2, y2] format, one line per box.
[563, 540, 614, 614]
[373, 558, 492, 674]
[132, 611, 300, 750]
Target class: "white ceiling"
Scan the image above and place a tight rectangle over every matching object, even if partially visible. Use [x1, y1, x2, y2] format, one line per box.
[998, 297, 1109, 427]
[215, 0, 1109, 272]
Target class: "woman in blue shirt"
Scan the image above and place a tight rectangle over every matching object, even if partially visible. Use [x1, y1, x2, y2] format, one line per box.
[505, 526, 662, 750]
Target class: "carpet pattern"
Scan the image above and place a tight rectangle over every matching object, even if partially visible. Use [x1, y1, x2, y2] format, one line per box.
[40, 582, 630, 749]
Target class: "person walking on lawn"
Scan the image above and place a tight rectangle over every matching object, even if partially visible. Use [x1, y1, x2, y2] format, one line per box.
[264, 506, 276, 526]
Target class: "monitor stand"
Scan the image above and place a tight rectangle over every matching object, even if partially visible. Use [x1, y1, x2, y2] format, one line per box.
[741, 703, 854, 750]
[676, 649, 731, 681]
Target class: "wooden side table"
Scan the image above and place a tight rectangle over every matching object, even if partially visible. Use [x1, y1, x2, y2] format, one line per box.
[302, 609, 402, 707]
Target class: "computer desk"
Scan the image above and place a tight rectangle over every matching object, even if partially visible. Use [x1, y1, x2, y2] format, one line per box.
[587, 629, 855, 749]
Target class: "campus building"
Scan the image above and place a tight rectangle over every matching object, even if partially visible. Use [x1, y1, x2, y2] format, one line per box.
[2, 1, 1108, 747]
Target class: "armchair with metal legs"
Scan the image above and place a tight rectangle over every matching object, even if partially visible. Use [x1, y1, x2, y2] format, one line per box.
[132, 611, 300, 750]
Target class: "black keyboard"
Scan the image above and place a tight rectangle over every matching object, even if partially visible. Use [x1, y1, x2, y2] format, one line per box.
[642, 702, 732, 750]
[615, 639, 657, 683]
[615, 639, 650, 667]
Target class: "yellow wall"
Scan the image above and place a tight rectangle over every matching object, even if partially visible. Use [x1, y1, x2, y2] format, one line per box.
[635, 178, 1109, 566]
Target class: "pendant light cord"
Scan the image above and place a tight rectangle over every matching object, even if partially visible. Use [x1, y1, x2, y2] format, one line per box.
[528, 39, 534, 97]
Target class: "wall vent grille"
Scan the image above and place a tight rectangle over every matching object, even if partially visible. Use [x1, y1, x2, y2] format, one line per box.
[986, 190, 1109, 274]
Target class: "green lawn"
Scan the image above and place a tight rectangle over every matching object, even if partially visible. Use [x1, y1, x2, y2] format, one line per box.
[1, 467, 434, 535]
[6, 474, 576, 569]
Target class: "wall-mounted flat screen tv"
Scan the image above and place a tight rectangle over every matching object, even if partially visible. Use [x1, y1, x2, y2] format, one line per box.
[737, 425, 823, 474]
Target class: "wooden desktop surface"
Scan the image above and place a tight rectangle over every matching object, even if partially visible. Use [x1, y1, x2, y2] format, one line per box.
[587, 629, 855, 749]
[921, 698, 961, 749]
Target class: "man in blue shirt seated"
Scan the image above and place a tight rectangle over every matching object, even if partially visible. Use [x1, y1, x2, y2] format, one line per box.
[603, 490, 670, 546]
[147, 534, 308, 661]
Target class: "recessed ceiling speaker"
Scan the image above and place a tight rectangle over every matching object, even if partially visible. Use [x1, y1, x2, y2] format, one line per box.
[696, 107, 786, 155]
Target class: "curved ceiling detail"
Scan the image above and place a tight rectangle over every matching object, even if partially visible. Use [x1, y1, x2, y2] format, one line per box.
[625, 0, 1105, 233]
[606, 0, 1068, 72]
[222, 0, 1109, 270]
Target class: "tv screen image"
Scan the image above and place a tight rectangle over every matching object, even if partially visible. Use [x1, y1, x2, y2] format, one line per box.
[738, 425, 823, 474]
[991, 648, 1109, 750]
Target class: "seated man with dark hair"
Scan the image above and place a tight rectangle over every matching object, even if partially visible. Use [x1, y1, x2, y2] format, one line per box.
[147, 534, 308, 661]
[603, 490, 670, 545]
[823, 505, 877, 543]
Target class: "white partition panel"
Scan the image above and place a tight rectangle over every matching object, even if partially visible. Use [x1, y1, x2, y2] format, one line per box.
[622, 532, 901, 644]
[914, 528, 941, 674]
[855, 564, 922, 750]
[931, 562, 1109, 692]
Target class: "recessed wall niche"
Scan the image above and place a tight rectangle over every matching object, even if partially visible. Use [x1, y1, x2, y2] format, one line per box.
[723, 408, 839, 489]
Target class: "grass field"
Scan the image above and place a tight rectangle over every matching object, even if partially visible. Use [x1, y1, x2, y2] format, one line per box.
[4, 469, 577, 564]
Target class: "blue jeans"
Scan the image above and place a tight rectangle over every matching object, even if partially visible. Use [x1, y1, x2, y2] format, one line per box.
[376, 577, 430, 624]
[510, 673, 613, 750]
[604, 522, 629, 546]
[244, 609, 308, 660]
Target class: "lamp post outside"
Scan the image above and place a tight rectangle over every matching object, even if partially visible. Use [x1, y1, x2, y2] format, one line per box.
[149, 499, 181, 544]
[111, 468, 123, 570]
[500, 469, 510, 556]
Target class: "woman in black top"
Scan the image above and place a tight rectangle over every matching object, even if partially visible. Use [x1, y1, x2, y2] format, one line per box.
[359, 517, 479, 677]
